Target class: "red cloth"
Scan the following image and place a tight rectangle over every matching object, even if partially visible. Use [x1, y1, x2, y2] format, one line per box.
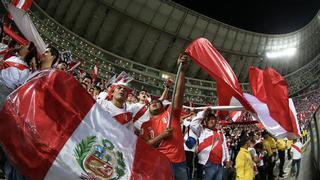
[184, 38, 255, 117]
[12, 0, 33, 11]
[141, 108, 186, 163]
[249, 67, 300, 136]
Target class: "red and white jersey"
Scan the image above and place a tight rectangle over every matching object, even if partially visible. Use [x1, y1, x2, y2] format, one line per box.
[190, 111, 230, 165]
[97, 100, 133, 130]
[0, 56, 29, 90]
[291, 141, 303, 160]
[129, 102, 151, 130]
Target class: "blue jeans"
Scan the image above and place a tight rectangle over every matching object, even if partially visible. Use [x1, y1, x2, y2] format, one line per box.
[172, 161, 188, 180]
[203, 162, 224, 180]
[291, 159, 301, 177]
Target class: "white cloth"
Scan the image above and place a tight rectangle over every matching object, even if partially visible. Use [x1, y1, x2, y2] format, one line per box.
[291, 141, 303, 160]
[190, 111, 230, 165]
[8, 4, 46, 54]
[0, 56, 29, 89]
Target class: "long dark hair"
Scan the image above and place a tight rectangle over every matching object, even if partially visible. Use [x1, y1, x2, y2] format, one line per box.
[24, 42, 37, 66]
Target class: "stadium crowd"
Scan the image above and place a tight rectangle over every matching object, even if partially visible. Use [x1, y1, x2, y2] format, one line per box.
[0, 13, 318, 180]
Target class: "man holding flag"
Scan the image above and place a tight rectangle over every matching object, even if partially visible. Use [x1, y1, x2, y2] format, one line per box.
[140, 54, 189, 179]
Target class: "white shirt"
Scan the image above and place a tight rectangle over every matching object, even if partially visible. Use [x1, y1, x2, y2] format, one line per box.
[0, 56, 29, 90]
[291, 141, 303, 160]
[97, 100, 134, 130]
[96, 91, 108, 101]
[183, 120, 198, 152]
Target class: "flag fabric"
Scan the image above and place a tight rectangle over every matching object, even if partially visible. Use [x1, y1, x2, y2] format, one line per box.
[12, 0, 32, 11]
[92, 64, 98, 83]
[184, 38, 255, 116]
[229, 111, 243, 122]
[3, 24, 28, 45]
[0, 70, 172, 180]
[7, 4, 46, 53]
[247, 67, 300, 138]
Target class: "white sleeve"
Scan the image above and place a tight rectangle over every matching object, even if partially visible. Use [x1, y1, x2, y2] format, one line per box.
[190, 111, 205, 136]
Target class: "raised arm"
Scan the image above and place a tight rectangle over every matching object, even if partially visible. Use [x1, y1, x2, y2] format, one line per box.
[190, 110, 206, 136]
[173, 54, 189, 110]
[159, 79, 173, 101]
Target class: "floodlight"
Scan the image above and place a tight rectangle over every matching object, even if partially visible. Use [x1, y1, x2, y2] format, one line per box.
[265, 48, 297, 59]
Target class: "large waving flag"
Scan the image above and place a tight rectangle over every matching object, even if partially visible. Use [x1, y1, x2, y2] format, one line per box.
[184, 38, 255, 115]
[0, 70, 172, 180]
[246, 67, 300, 138]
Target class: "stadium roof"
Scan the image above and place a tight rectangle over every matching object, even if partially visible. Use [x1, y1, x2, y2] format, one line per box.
[172, 0, 320, 34]
[32, 0, 320, 83]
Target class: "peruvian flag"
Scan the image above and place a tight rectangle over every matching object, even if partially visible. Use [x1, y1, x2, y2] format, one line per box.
[92, 64, 98, 83]
[184, 38, 255, 116]
[229, 111, 243, 122]
[245, 67, 300, 138]
[12, 0, 33, 11]
[0, 70, 172, 180]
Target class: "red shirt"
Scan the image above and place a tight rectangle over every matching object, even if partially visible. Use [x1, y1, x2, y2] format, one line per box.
[141, 108, 186, 163]
[208, 131, 223, 164]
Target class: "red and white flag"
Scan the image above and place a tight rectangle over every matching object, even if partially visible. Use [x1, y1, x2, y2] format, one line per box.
[184, 38, 255, 116]
[92, 64, 98, 83]
[11, 0, 32, 11]
[229, 111, 243, 122]
[245, 67, 300, 138]
[0, 70, 172, 180]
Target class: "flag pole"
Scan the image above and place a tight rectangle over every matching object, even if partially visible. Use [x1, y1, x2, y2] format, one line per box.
[167, 63, 183, 128]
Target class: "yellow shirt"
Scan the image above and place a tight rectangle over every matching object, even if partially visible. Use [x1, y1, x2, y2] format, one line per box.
[286, 140, 293, 149]
[302, 129, 308, 137]
[277, 139, 286, 151]
[236, 147, 254, 180]
[267, 137, 277, 153]
[263, 139, 273, 156]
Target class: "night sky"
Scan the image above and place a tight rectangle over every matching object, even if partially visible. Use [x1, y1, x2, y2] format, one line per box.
[172, 0, 320, 34]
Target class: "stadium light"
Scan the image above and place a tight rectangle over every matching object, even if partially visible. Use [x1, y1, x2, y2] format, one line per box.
[265, 47, 297, 59]
[161, 73, 170, 79]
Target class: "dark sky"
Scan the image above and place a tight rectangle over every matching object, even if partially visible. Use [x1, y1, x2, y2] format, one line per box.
[172, 0, 320, 34]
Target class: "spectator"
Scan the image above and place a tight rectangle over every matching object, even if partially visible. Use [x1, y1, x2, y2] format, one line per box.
[181, 109, 197, 179]
[56, 61, 68, 71]
[190, 108, 230, 180]
[140, 54, 189, 180]
[291, 138, 302, 177]
[0, 42, 36, 109]
[277, 138, 286, 177]
[262, 131, 275, 180]
[235, 134, 254, 180]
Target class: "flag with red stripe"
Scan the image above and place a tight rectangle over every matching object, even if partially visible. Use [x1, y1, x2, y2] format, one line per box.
[0, 70, 172, 180]
[229, 111, 243, 122]
[246, 67, 300, 138]
[184, 38, 255, 117]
